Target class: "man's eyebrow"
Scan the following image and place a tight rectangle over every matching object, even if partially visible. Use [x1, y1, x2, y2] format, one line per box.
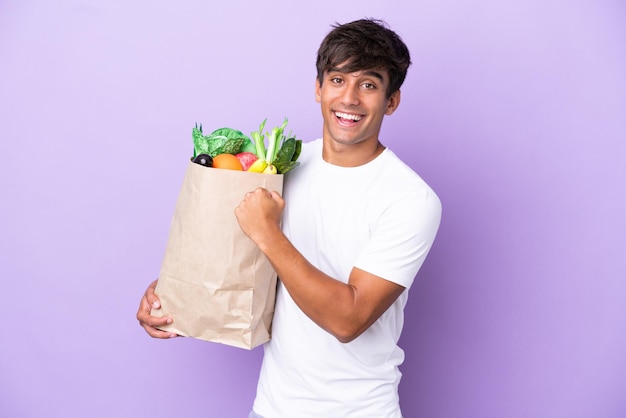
[326, 68, 385, 81]
[360, 70, 385, 81]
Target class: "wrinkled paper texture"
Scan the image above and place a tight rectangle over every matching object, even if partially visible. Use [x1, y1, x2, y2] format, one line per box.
[151, 161, 283, 349]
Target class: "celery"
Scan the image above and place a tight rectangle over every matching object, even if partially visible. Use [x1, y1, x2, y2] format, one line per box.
[265, 118, 288, 164]
[251, 119, 268, 160]
[249, 117, 299, 174]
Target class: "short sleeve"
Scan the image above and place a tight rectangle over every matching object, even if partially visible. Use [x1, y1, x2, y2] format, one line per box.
[353, 188, 442, 288]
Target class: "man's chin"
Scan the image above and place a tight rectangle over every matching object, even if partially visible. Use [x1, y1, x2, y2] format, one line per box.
[325, 137, 363, 147]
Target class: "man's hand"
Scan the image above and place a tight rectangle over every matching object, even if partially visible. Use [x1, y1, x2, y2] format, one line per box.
[136, 279, 179, 339]
[235, 187, 285, 248]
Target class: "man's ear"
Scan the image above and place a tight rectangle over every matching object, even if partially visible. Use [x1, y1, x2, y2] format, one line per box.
[315, 79, 321, 103]
[385, 90, 401, 115]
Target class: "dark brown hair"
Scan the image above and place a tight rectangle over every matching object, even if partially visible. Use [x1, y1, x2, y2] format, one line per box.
[316, 18, 411, 98]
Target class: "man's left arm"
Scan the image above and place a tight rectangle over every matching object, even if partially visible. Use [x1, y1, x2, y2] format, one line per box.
[235, 187, 407, 343]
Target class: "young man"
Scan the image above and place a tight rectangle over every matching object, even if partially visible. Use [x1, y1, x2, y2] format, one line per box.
[138, 18, 442, 417]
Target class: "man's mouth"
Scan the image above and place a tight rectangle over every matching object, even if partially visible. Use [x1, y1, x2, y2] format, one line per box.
[334, 111, 363, 123]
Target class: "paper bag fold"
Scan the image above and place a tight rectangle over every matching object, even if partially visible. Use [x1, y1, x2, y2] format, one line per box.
[152, 161, 283, 349]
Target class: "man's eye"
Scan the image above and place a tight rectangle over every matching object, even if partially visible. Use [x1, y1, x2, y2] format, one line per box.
[362, 82, 376, 90]
[330, 77, 343, 84]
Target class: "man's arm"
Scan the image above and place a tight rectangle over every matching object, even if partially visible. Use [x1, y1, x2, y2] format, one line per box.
[235, 188, 405, 343]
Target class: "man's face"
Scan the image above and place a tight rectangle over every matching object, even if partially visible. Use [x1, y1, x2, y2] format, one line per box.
[315, 66, 400, 149]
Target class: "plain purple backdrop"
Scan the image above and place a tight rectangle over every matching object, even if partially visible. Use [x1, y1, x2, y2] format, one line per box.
[1, 1, 625, 417]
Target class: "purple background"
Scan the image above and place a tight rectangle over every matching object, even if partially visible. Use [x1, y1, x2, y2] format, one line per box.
[1, 1, 625, 417]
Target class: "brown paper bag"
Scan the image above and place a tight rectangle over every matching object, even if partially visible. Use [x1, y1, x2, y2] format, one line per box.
[151, 161, 283, 349]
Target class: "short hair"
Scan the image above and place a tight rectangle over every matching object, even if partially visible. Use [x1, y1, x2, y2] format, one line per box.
[316, 18, 412, 98]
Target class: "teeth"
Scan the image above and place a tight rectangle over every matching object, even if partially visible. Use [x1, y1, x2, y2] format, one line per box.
[335, 112, 362, 121]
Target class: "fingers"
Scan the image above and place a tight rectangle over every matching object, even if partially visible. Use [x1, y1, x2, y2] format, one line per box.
[249, 187, 281, 199]
[140, 319, 178, 339]
[145, 279, 160, 309]
[241, 188, 269, 203]
[137, 280, 178, 339]
[270, 190, 285, 207]
[240, 188, 283, 208]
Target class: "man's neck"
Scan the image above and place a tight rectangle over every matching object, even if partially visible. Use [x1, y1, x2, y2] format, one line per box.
[322, 140, 386, 167]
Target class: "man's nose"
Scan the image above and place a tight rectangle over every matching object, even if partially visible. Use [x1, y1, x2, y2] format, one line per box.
[340, 85, 360, 106]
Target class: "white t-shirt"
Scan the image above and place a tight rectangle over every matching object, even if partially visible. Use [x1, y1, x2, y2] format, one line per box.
[253, 138, 442, 418]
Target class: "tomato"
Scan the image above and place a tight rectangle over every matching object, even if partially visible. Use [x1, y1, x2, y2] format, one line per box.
[212, 153, 243, 170]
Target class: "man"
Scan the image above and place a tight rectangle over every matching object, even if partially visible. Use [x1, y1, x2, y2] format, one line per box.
[138, 18, 441, 417]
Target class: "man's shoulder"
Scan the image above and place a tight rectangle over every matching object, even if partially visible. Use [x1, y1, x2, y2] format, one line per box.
[379, 150, 436, 192]
[299, 138, 322, 158]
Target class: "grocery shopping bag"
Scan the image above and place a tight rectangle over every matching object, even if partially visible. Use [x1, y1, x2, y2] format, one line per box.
[151, 161, 283, 349]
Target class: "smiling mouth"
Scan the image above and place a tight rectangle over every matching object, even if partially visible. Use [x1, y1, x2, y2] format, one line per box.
[334, 111, 363, 123]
